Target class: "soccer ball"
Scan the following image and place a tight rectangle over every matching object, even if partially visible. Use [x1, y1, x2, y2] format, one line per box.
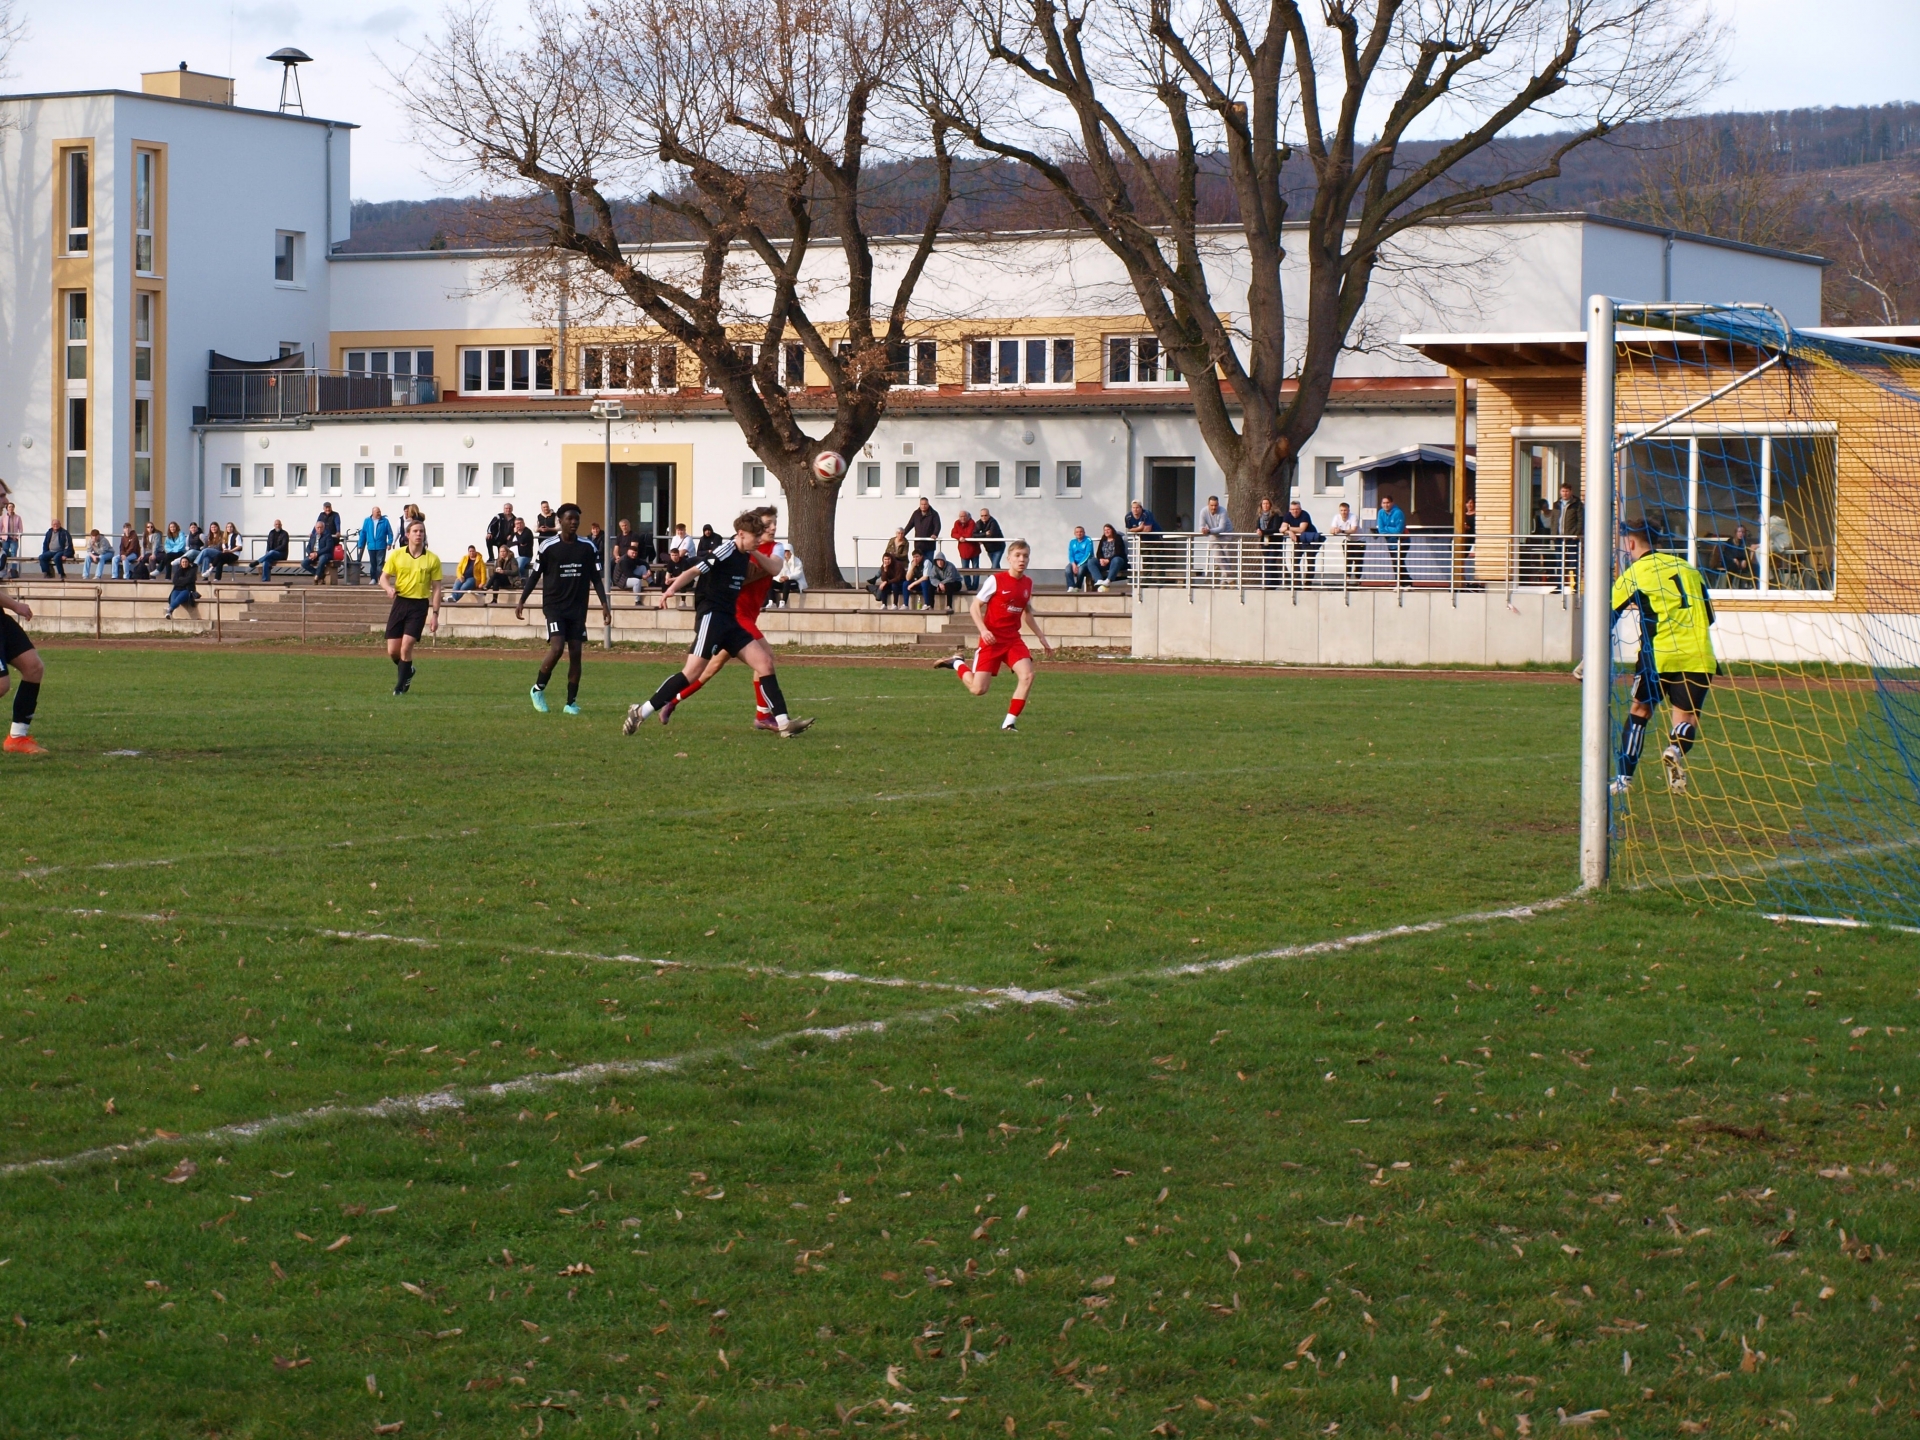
[812, 450, 848, 481]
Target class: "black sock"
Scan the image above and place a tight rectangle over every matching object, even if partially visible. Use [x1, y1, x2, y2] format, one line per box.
[758, 672, 788, 719]
[1671, 720, 1698, 755]
[533, 671, 550, 691]
[566, 678, 579, 705]
[649, 672, 690, 709]
[399, 660, 415, 686]
[1618, 714, 1647, 777]
[12, 680, 39, 729]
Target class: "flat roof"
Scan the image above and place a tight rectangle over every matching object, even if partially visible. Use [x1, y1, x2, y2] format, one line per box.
[0, 87, 357, 129]
[1404, 323, 1920, 372]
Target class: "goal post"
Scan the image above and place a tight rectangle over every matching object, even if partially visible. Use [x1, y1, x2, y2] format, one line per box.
[1579, 295, 1616, 890]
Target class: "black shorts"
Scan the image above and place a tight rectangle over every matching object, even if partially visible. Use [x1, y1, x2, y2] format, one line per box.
[690, 608, 756, 661]
[0, 612, 32, 674]
[1633, 669, 1712, 714]
[545, 612, 590, 644]
[385, 597, 431, 641]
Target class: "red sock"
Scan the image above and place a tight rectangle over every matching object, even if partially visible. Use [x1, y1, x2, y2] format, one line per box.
[954, 658, 973, 679]
[678, 678, 705, 700]
[753, 677, 770, 715]
[1007, 696, 1026, 718]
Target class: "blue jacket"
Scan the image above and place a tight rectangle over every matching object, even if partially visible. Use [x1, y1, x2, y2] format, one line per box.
[1067, 535, 1094, 565]
[361, 515, 394, 551]
[1126, 508, 1158, 532]
[1375, 505, 1406, 535]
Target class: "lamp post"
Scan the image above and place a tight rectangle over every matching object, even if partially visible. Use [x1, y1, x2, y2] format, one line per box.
[590, 398, 624, 540]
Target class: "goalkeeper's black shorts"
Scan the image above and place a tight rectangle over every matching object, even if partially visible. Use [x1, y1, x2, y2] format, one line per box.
[1633, 670, 1711, 714]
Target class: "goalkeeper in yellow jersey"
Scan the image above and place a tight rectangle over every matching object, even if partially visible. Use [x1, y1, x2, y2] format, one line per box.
[1610, 518, 1717, 795]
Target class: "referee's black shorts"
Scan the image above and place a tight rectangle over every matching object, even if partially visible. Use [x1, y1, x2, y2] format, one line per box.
[1633, 669, 1712, 714]
[385, 596, 431, 641]
[544, 611, 591, 644]
[0, 612, 33, 674]
[690, 608, 756, 660]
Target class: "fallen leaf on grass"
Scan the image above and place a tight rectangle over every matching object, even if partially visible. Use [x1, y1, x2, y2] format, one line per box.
[271, 1356, 312, 1371]
[521, 1320, 542, 1333]
[374, 1423, 404, 1435]
[622, 1136, 648, 1149]
[326, 1236, 352, 1252]
[1556, 1409, 1608, 1427]
[559, 1263, 594, 1277]
[1407, 1387, 1432, 1404]
[399, 1283, 425, 1297]
[1192, 1397, 1217, 1413]
[886, 1365, 910, 1391]
[1227, 1250, 1242, 1273]
[1089, 1275, 1116, 1290]
[159, 1160, 197, 1185]
[1677, 1423, 1709, 1435]
[464, 1378, 502, 1392]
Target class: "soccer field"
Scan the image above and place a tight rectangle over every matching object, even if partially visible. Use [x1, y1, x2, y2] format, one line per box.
[1, 646, 1915, 1438]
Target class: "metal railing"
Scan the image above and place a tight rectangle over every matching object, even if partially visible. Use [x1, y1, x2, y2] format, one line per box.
[205, 369, 440, 422]
[845, 535, 1131, 589]
[1131, 531, 1587, 594]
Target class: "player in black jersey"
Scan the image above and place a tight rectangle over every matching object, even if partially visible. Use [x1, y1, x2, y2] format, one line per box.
[515, 503, 612, 715]
[623, 511, 813, 739]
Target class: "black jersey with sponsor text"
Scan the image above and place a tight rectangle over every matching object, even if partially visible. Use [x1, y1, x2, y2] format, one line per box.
[519, 537, 607, 618]
[692, 539, 758, 615]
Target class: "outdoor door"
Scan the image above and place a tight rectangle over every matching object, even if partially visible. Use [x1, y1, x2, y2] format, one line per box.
[1147, 460, 1195, 532]
[613, 463, 675, 542]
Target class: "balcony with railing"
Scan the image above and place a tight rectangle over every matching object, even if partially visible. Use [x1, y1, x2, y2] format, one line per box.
[204, 358, 440, 422]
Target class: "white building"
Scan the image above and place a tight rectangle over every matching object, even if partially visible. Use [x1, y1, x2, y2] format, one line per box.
[0, 67, 1827, 571]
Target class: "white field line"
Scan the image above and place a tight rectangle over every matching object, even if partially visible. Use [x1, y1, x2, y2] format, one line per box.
[0, 891, 1576, 1180]
[1762, 911, 1920, 937]
[13, 753, 1574, 883]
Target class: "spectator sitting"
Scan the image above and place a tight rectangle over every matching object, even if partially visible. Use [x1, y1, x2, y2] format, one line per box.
[587, 521, 606, 557]
[39, 519, 76, 579]
[1065, 525, 1094, 591]
[450, 545, 487, 599]
[257, 521, 290, 583]
[182, 521, 206, 567]
[664, 523, 695, 578]
[770, 546, 807, 608]
[301, 521, 334, 583]
[1719, 524, 1757, 587]
[975, 507, 1005, 568]
[137, 522, 163, 578]
[161, 520, 187, 561]
[511, 516, 535, 568]
[114, 523, 141, 581]
[696, 524, 721, 559]
[165, 551, 200, 616]
[201, 522, 242, 580]
[951, 509, 981, 590]
[1090, 523, 1127, 590]
[873, 530, 910, 608]
[489, 547, 520, 590]
[923, 551, 963, 612]
[81, 528, 110, 580]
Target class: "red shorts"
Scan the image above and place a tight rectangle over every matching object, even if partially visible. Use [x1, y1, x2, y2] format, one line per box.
[972, 636, 1031, 675]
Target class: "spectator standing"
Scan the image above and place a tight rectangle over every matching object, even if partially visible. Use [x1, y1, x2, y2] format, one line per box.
[451, 545, 487, 599]
[1279, 500, 1320, 586]
[1065, 525, 1094, 591]
[1090, 524, 1127, 590]
[485, 502, 517, 563]
[1255, 496, 1284, 585]
[114, 523, 141, 580]
[360, 507, 394, 585]
[586, 521, 606, 557]
[39, 519, 75, 579]
[0, 501, 23, 577]
[1376, 492, 1409, 587]
[1197, 494, 1233, 576]
[1327, 503, 1362, 587]
[81, 528, 109, 579]
[1550, 480, 1582, 591]
[1125, 499, 1159, 582]
[535, 501, 559, 545]
[951, 510, 981, 590]
[165, 550, 199, 617]
[258, 521, 290, 583]
[905, 496, 942, 560]
[975, 508, 1005, 568]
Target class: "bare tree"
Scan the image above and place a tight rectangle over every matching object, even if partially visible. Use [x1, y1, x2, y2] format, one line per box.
[1825, 198, 1920, 326]
[399, 0, 957, 584]
[936, 0, 1722, 527]
[0, 0, 25, 81]
[1611, 121, 1812, 253]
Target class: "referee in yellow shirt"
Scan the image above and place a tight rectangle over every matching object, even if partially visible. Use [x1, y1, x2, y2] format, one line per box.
[380, 519, 443, 695]
[1610, 518, 1716, 795]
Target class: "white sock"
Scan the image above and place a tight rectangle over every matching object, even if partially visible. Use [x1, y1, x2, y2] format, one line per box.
[775, 713, 791, 732]
[638, 701, 655, 719]
[8, 722, 27, 738]
[1001, 714, 1017, 729]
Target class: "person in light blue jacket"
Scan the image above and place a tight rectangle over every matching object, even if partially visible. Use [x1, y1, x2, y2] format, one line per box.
[1065, 526, 1094, 591]
[359, 507, 394, 586]
[1375, 492, 1409, 587]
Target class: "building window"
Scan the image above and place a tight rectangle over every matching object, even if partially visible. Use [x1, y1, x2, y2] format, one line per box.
[63, 149, 88, 254]
[460, 347, 552, 395]
[254, 464, 274, 495]
[321, 463, 342, 495]
[355, 463, 375, 495]
[346, 349, 435, 380]
[133, 398, 152, 500]
[493, 463, 515, 495]
[743, 463, 767, 497]
[888, 340, 938, 388]
[64, 396, 86, 495]
[274, 230, 303, 286]
[1106, 335, 1182, 386]
[1620, 431, 1838, 595]
[1017, 462, 1041, 497]
[389, 463, 409, 495]
[857, 462, 881, 496]
[704, 343, 759, 392]
[221, 464, 241, 495]
[1314, 457, 1344, 495]
[975, 461, 1001, 497]
[784, 342, 807, 388]
[458, 463, 479, 496]
[65, 291, 87, 381]
[936, 462, 960, 496]
[581, 343, 680, 393]
[1057, 461, 1082, 497]
[896, 462, 920, 496]
[968, 337, 1072, 389]
[289, 462, 309, 495]
[134, 151, 157, 274]
[134, 294, 154, 383]
[423, 463, 444, 496]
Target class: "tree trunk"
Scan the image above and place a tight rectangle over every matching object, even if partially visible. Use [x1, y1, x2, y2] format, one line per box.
[775, 463, 847, 589]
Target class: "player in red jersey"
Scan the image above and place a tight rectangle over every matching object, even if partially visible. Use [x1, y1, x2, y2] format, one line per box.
[650, 506, 787, 730]
[933, 538, 1053, 731]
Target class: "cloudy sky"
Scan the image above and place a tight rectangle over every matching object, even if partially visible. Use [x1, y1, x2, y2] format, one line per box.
[6, 0, 1919, 201]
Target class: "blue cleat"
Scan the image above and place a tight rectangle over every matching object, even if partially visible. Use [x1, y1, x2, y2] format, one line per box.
[530, 686, 549, 713]
[563, 703, 582, 716]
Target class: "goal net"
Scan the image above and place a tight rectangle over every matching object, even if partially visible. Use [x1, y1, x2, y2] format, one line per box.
[1600, 302, 1920, 927]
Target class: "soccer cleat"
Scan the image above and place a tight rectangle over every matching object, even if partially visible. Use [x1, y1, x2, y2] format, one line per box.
[563, 703, 582, 716]
[753, 715, 780, 732]
[658, 698, 678, 726]
[1609, 775, 1632, 796]
[530, 686, 549, 713]
[622, 703, 647, 736]
[3, 734, 48, 756]
[933, 653, 963, 670]
[1001, 716, 1019, 732]
[1663, 745, 1688, 794]
[778, 717, 815, 739]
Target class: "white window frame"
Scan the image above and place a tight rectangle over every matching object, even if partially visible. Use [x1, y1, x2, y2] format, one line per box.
[354, 463, 375, 496]
[581, 342, 681, 394]
[288, 462, 309, 495]
[1017, 462, 1042, 497]
[388, 463, 410, 496]
[889, 340, 938, 389]
[1057, 461, 1082, 497]
[63, 148, 89, 255]
[133, 397, 153, 503]
[704, 343, 760, 392]
[936, 461, 960, 497]
[253, 463, 274, 496]
[966, 337, 1074, 390]
[322, 463, 343, 496]
[422, 463, 445, 497]
[134, 150, 157, 276]
[1314, 457, 1344, 495]
[743, 463, 767, 497]
[274, 230, 305, 288]
[896, 461, 920, 496]
[857, 462, 881, 496]
[493, 462, 516, 496]
[460, 347, 553, 395]
[1105, 335, 1183, 387]
[221, 464, 242, 496]
[458, 463, 480, 497]
[975, 461, 1001, 497]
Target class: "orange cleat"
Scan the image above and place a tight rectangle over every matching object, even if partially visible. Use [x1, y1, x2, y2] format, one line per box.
[3, 734, 48, 756]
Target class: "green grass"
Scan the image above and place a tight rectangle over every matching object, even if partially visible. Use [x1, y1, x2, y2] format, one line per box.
[1, 646, 1917, 1439]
